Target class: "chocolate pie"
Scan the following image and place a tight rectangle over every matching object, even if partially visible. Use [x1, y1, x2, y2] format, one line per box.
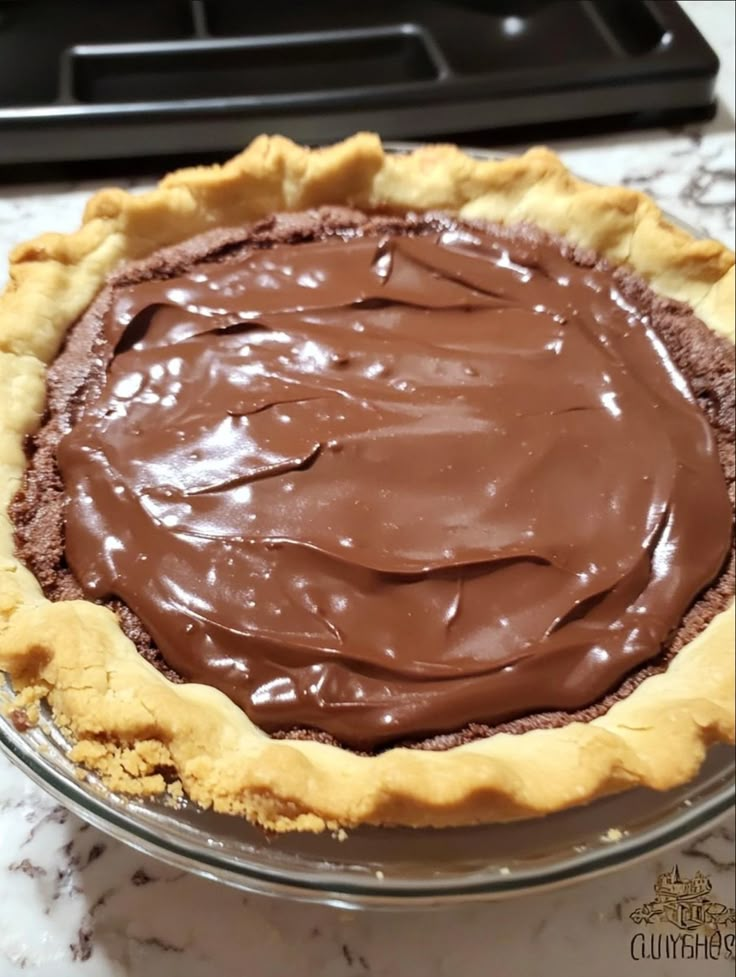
[0, 135, 733, 832]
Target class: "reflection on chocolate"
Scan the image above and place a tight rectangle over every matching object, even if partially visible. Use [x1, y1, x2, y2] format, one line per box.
[55, 216, 732, 749]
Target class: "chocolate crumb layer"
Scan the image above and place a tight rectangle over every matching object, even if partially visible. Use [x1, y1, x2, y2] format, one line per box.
[11, 207, 735, 753]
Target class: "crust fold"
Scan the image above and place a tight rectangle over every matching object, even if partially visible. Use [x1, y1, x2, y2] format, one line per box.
[0, 134, 733, 832]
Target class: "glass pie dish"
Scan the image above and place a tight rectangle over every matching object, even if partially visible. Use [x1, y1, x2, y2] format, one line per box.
[0, 674, 733, 908]
[0, 145, 733, 907]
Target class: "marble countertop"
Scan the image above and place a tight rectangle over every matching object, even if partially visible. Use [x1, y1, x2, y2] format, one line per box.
[0, 3, 733, 974]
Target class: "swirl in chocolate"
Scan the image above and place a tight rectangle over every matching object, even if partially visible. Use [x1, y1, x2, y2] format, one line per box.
[56, 216, 732, 749]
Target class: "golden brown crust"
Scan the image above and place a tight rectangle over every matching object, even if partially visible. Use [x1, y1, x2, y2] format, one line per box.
[0, 134, 733, 832]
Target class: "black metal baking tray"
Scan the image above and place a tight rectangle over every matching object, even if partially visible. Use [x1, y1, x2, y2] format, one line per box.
[0, 0, 719, 167]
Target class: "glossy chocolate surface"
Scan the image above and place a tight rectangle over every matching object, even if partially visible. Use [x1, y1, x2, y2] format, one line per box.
[56, 218, 732, 748]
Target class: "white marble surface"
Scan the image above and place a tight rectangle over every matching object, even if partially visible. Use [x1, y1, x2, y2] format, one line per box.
[0, 3, 734, 974]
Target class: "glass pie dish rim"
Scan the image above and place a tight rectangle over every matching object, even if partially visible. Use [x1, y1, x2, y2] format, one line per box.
[0, 142, 733, 908]
[1, 691, 733, 908]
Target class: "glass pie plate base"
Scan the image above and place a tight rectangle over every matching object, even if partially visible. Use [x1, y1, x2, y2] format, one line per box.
[0, 677, 733, 908]
[0, 145, 733, 907]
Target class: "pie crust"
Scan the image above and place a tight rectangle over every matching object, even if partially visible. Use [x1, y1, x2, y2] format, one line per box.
[0, 134, 733, 833]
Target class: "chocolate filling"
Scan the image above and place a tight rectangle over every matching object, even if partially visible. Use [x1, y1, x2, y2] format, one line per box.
[11, 208, 735, 752]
